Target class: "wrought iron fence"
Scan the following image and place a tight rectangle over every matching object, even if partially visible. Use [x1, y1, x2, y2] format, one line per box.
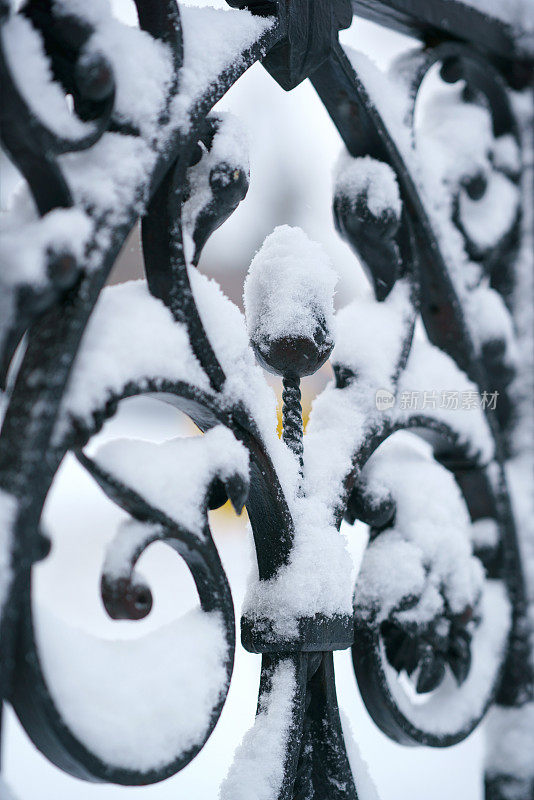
[0, 0, 533, 797]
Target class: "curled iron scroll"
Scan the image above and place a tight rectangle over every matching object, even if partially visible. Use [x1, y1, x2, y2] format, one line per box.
[0, 0, 531, 796]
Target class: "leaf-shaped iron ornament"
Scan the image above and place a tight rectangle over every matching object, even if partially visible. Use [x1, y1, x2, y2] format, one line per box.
[381, 608, 475, 693]
[333, 154, 403, 300]
[0, 1, 532, 798]
[183, 114, 250, 267]
[244, 226, 336, 470]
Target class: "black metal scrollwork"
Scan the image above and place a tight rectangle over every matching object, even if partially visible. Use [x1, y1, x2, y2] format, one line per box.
[0, 0, 532, 798]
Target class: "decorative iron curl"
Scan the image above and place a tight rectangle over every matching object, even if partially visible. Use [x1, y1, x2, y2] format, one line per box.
[0, 0, 286, 785]
[9, 371, 250, 783]
[310, 33, 532, 752]
[0, 1, 116, 213]
[0, 1, 531, 798]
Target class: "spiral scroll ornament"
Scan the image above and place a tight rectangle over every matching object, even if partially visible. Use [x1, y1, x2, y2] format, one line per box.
[0, 1, 532, 798]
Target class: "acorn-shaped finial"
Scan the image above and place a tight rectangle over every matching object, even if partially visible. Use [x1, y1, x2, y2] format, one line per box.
[244, 226, 337, 378]
[244, 226, 337, 471]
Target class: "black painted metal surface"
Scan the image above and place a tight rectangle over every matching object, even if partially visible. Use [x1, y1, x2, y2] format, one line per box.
[0, 0, 532, 797]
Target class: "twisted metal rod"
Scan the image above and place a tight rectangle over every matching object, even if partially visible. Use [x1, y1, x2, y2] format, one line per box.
[282, 373, 304, 474]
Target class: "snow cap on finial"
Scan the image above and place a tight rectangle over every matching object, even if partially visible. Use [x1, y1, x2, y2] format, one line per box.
[244, 225, 337, 377]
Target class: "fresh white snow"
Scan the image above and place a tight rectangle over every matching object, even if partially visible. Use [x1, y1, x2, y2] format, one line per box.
[103, 519, 163, 581]
[0, 207, 92, 287]
[219, 658, 296, 800]
[56, 280, 210, 441]
[173, 5, 276, 130]
[94, 425, 249, 535]
[335, 153, 402, 219]
[35, 604, 229, 771]
[244, 225, 337, 346]
[485, 702, 534, 783]
[1, 2, 531, 797]
[1, 15, 93, 140]
[354, 434, 485, 623]
[332, 279, 412, 390]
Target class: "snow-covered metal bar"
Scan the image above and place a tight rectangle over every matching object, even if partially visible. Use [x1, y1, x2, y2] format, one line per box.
[0, 0, 532, 798]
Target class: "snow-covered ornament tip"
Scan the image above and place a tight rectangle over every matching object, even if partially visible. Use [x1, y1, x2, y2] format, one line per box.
[334, 153, 402, 301]
[243, 225, 337, 377]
